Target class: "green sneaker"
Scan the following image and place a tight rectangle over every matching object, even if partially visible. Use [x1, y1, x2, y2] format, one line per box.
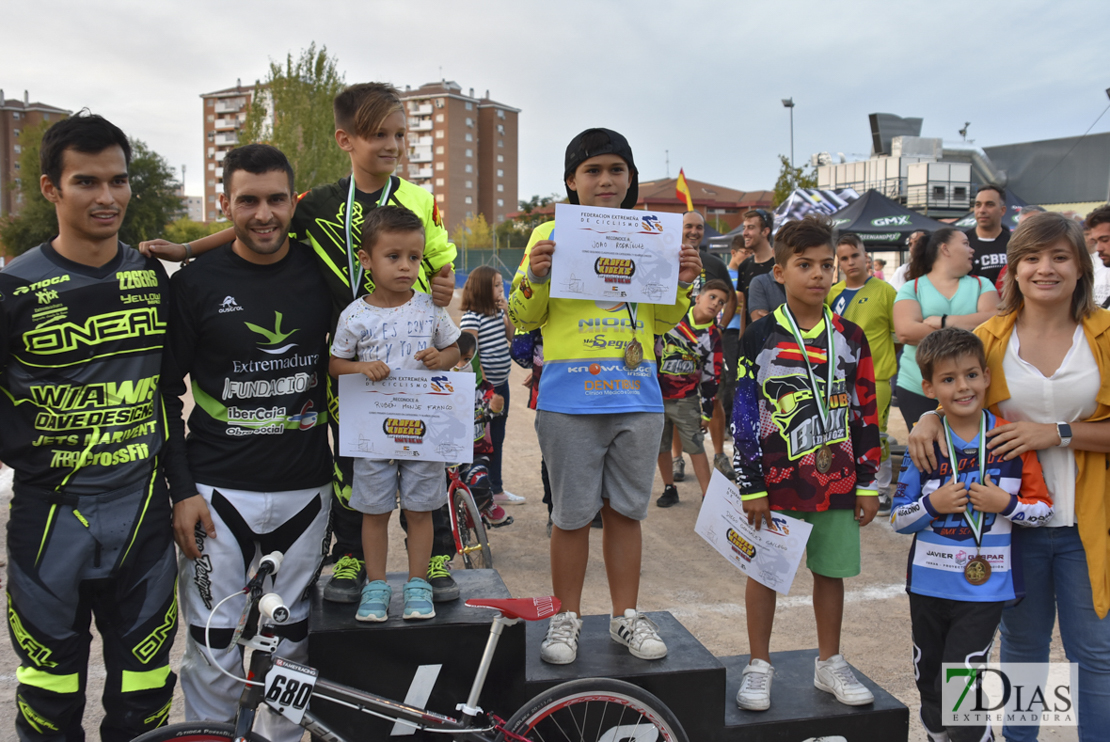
[426, 554, 460, 602]
[324, 554, 366, 604]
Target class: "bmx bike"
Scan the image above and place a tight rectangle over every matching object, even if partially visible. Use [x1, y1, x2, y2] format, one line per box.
[134, 552, 688, 742]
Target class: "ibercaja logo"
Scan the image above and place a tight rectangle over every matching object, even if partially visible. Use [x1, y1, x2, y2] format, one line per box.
[725, 528, 756, 562]
[383, 418, 426, 444]
[594, 257, 636, 285]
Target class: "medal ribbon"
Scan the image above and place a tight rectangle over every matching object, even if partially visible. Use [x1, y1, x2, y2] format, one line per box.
[780, 305, 836, 443]
[623, 302, 639, 336]
[942, 411, 987, 548]
[345, 176, 394, 301]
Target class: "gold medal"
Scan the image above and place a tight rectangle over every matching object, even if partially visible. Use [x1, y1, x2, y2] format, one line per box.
[624, 337, 643, 369]
[964, 556, 991, 585]
[815, 445, 833, 474]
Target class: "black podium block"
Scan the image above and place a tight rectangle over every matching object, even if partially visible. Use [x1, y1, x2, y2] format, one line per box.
[524, 612, 726, 742]
[307, 569, 524, 740]
[720, 651, 909, 741]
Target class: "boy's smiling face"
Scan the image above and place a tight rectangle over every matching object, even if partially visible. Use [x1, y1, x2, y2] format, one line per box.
[774, 244, 835, 313]
[344, 109, 407, 180]
[921, 354, 990, 426]
[566, 154, 630, 208]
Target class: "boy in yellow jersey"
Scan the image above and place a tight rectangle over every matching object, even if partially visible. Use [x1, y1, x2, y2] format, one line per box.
[140, 83, 459, 603]
[509, 128, 702, 664]
[828, 233, 898, 513]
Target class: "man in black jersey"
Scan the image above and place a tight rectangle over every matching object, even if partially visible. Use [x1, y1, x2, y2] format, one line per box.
[736, 208, 776, 327]
[965, 184, 1010, 285]
[162, 145, 332, 742]
[0, 114, 180, 742]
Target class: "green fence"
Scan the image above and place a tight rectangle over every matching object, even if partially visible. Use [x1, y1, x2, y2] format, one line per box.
[455, 248, 526, 282]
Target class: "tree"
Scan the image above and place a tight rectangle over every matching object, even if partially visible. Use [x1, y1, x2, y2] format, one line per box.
[772, 154, 817, 207]
[119, 140, 186, 246]
[451, 213, 493, 249]
[0, 120, 55, 255]
[0, 121, 184, 256]
[493, 193, 562, 247]
[163, 218, 226, 245]
[241, 43, 349, 191]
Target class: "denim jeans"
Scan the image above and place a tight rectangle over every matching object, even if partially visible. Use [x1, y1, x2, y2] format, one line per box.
[1000, 525, 1110, 741]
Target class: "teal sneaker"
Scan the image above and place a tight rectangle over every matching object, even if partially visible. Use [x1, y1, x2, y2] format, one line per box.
[402, 577, 436, 620]
[355, 580, 392, 623]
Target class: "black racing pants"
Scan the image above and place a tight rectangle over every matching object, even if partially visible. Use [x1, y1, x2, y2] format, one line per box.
[328, 379, 454, 562]
[911, 592, 1003, 742]
[6, 475, 178, 742]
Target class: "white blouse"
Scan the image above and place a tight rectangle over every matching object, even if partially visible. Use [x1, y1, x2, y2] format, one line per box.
[997, 325, 1099, 527]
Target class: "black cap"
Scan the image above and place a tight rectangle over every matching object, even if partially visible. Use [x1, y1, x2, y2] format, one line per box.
[563, 128, 638, 209]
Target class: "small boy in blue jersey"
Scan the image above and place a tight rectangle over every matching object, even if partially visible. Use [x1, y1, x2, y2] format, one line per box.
[892, 327, 1053, 742]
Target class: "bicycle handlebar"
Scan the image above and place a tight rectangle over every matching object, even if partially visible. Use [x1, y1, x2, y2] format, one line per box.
[246, 552, 284, 596]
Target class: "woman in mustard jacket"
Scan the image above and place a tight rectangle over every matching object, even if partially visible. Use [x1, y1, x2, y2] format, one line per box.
[908, 211, 1110, 742]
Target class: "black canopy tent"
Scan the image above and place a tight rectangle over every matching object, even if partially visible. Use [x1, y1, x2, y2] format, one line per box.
[829, 189, 951, 249]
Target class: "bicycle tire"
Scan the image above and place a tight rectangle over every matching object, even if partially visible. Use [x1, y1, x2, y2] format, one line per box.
[500, 677, 689, 742]
[131, 721, 271, 742]
[453, 486, 492, 569]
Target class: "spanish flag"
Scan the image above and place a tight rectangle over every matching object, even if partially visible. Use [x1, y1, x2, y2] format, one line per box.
[676, 169, 694, 211]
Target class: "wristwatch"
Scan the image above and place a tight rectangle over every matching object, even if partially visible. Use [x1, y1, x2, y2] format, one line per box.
[1057, 422, 1073, 448]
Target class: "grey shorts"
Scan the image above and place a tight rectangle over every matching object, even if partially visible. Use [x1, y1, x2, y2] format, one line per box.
[660, 396, 706, 455]
[535, 410, 664, 529]
[350, 458, 447, 515]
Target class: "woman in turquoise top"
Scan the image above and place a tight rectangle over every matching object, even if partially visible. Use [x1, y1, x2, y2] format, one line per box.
[892, 227, 998, 428]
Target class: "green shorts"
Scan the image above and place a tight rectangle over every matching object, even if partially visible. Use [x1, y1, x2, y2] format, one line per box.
[782, 508, 860, 578]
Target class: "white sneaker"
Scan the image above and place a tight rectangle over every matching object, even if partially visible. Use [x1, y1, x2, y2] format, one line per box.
[814, 654, 874, 706]
[493, 490, 526, 506]
[735, 659, 774, 711]
[609, 609, 667, 660]
[540, 611, 581, 664]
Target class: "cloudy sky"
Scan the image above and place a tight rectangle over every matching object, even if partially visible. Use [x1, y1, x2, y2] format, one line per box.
[6, 0, 1108, 204]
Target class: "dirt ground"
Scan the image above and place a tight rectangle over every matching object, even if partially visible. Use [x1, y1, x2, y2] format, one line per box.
[0, 293, 1079, 742]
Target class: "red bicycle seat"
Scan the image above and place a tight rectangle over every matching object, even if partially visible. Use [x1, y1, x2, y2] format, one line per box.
[466, 597, 562, 621]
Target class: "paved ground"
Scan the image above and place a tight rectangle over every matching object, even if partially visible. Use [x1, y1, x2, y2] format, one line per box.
[0, 294, 1079, 741]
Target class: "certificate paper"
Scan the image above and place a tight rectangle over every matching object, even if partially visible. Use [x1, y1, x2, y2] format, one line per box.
[338, 370, 474, 463]
[695, 471, 813, 595]
[549, 203, 681, 304]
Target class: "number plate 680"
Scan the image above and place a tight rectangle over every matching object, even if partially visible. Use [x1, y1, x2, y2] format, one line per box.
[263, 658, 318, 726]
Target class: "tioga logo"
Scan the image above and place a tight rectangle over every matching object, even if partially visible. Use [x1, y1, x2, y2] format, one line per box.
[594, 257, 636, 284]
[383, 418, 426, 443]
[726, 528, 756, 562]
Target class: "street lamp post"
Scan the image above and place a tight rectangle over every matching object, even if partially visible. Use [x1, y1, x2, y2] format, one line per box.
[782, 98, 795, 169]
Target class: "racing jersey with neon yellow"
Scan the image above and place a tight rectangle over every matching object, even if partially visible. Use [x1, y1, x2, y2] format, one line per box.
[0, 242, 177, 496]
[288, 175, 456, 333]
[508, 221, 690, 415]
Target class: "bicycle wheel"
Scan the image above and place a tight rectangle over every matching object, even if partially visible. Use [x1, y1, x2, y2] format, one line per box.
[501, 677, 688, 742]
[131, 722, 271, 742]
[453, 486, 492, 569]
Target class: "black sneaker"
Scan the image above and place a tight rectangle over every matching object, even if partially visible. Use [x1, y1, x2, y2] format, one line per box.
[427, 554, 460, 602]
[323, 554, 366, 603]
[657, 485, 680, 508]
[672, 456, 686, 482]
[877, 492, 893, 516]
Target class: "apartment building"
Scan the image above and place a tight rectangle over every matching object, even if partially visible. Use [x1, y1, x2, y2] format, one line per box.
[0, 90, 70, 218]
[399, 81, 519, 233]
[199, 81, 254, 221]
